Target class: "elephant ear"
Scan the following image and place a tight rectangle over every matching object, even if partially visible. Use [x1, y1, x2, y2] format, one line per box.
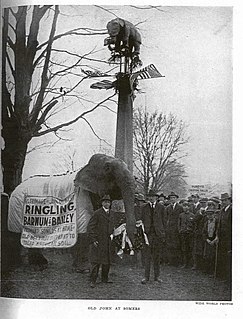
[117, 18, 125, 27]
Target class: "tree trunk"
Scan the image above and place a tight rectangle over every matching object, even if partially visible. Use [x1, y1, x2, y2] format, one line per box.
[2, 118, 30, 195]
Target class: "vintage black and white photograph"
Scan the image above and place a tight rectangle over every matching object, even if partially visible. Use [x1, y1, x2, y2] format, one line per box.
[1, 0, 240, 318]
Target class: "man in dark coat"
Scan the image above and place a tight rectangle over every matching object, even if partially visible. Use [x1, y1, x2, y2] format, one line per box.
[134, 193, 146, 221]
[87, 195, 115, 288]
[141, 189, 166, 284]
[202, 208, 218, 275]
[192, 206, 206, 270]
[178, 202, 195, 268]
[193, 194, 201, 214]
[165, 192, 184, 266]
[216, 193, 232, 284]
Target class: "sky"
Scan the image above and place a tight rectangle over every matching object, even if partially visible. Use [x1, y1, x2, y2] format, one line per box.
[3, 3, 233, 188]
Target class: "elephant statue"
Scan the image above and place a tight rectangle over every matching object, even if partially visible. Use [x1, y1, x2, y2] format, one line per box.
[8, 153, 136, 270]
[104, 18, 142, 68]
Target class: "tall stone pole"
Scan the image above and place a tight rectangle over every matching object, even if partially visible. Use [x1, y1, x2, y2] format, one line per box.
[115, 64, 133, 173]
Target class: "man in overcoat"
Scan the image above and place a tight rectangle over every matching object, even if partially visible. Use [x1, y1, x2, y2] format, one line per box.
[192, 206, 206, 270]
[165, 191, 184, 266]
[193, 194, 201, 214]
[87, 195, 115, 288]
[216, 193, 232, 283]
[178, 202, 195, 268]
[141, 189, 166, 284]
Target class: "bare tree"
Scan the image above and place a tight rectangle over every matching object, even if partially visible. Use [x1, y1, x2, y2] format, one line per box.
[133, 107, 189, 196]
[2, 5, 115, 194]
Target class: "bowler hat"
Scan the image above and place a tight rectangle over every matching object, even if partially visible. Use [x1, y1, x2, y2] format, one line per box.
[220, 193, 231, 200]
[100, 194, 112, 202]
[168, 191, 179, 199]
[147, 189, 159, 197]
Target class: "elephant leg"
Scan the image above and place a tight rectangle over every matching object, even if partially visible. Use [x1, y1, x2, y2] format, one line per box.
[71, 233, 90, 273]
[28, 248, 48, 271]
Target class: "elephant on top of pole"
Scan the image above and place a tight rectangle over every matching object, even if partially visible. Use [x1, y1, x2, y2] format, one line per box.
[104, 18, 142, 68]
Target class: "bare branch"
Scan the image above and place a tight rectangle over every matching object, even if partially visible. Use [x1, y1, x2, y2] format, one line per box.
[36, 27, 107, 52]
[82, 118, 113, 147]
[34, 93, 116, 137]
[94, 5, 119, 18]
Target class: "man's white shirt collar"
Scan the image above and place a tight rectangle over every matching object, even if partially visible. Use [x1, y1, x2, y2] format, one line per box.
[103, 207, 109, 213]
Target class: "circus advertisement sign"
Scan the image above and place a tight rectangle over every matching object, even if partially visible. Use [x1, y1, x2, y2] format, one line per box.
[21, 193, 77, 248]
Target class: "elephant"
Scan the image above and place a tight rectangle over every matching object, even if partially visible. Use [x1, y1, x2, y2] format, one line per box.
[104, 18, 142, 68]
[8, 153, 136, 270]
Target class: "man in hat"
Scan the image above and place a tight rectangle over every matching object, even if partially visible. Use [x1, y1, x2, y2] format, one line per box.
[202, 208, 218, 275]
[191, 205, 207, 270]
[165, 192, 184, 266]
[140, 189, 166, 284]
[193, 194, 201, 214]
[187, 196, 195, 214]
[216, 193, 232, 284]
[158, 193, 166, 205]
[87, 195, 115, 288]
[178, 202, 195, 268]
[134, 193, 146, 221]
[199, 198, 208, 209]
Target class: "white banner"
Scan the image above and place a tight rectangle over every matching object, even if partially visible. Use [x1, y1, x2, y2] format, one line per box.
[21, 193, 77, 248]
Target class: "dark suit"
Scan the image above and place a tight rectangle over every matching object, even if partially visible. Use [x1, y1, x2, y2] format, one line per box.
[87, 207, 115, 283]
[165, 202, 184, 265]
[194, 202, 202, 214]
[192, 211, 206, 269]
[141, 202, 165, 280]
[216, 204, 232, 281]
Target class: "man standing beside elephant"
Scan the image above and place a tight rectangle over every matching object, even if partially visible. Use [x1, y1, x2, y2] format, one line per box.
[140, 190, 166, 284]
[87, 195, 115, 288]
[165, 192, 184, 266]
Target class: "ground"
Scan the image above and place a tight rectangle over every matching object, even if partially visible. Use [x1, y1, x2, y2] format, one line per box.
[1, 249, 231, 301]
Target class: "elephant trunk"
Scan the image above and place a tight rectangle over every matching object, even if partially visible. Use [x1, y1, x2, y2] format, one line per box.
[113, 170, 136, 242]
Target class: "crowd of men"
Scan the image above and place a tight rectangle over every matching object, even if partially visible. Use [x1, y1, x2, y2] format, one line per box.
[83, 190, 232, 288]
[134, 190, 232, 285]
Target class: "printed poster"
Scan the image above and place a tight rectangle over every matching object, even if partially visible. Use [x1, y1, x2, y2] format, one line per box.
[21, 193, 77, 248]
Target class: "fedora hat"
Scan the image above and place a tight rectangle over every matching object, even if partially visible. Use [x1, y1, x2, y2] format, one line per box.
[158, 193, 166, 199]
[168, 191, 179, 199]
[100, 194, 112, 202]
[220, 193, 231, 201]
[147, 189, 159, 197]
